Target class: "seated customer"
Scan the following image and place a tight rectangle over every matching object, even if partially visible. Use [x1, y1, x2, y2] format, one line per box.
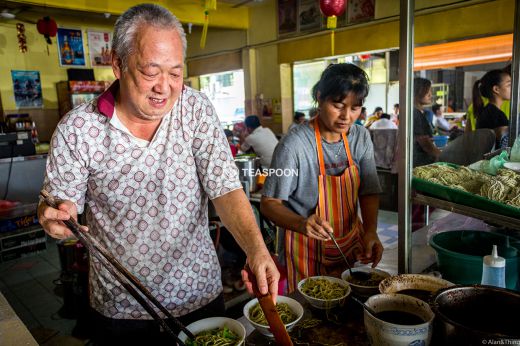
[288, 111, 306, 132]
[240, 115, 279, 168]
[432, 104, 451, 134]
[224, 129, 238, 157]
[369, 113, 398, 130]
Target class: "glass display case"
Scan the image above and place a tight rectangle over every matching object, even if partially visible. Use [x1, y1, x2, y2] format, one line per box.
[56, 80, 110, 117]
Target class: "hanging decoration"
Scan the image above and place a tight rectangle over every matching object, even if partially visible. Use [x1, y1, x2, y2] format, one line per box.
[37, 17, 58, 44]
[319, 0, 346, 56]
[16, 23, 27, 53]
[37, 16, 58, 55]
[200, 0, 217, 49]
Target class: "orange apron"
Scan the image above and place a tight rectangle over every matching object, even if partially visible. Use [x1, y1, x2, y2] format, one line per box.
[285, 119, 364, 292]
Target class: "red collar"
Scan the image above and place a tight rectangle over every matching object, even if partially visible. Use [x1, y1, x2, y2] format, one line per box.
[97, 80, 119, 118]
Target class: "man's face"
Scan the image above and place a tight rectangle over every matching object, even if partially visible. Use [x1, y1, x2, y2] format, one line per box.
[113, 26, 184, 121]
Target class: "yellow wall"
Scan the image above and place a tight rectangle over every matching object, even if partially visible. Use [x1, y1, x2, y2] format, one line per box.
[0, 16, 116, 111]
[186, 26, 247, 59]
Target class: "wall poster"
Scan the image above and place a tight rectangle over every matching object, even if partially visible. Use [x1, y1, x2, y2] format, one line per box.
[11, 70, 43, 108]
[278, 0, 297, 35]
[298, 0, 321, 31]
[87, 30, 113, 67]
[348, 0, 375, 23]
[57, 28, 86, 67]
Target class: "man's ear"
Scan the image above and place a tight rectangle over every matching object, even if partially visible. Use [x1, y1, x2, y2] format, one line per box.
[112, 53, 122, 79]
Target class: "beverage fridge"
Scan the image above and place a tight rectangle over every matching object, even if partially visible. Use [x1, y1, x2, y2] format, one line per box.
[56, 80, 111, 118]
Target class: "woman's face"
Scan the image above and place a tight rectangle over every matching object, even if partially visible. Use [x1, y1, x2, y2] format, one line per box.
[494, 74, 511, 101]
[318, 92, 362, 135]
[419, 87, 432, 106]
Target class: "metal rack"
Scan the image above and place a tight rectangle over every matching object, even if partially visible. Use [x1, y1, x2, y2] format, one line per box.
[413, 194, 520, 230]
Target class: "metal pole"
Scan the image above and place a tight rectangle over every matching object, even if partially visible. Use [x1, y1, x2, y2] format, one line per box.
[510, 0, 520, 145]
[398, 0, 414, 274]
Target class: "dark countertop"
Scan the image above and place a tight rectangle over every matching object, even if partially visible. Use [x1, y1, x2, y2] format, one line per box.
[245, 291, 370, 346]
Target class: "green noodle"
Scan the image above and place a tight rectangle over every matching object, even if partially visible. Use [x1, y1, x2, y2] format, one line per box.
[249, 302, 297, 325]
[301, 278, 347, 300]
[185, 327, 239, 346]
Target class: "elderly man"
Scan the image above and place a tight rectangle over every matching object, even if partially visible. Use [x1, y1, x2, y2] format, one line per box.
[38, 4, 278, 345]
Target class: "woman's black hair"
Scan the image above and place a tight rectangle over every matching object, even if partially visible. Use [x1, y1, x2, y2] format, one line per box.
[312, 63, 369, 105]
[472, 69, 509, 119]
[413, 77, 432, 106]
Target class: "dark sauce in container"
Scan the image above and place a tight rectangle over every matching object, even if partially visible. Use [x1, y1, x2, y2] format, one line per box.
[375, 310, 425, 325]
[397, 289, 433, 302]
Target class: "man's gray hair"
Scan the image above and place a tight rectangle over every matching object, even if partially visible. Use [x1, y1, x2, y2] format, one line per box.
[112, 4, 187, 70]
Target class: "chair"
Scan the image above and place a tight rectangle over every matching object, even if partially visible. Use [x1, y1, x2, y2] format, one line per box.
[439, 129, 496, 165]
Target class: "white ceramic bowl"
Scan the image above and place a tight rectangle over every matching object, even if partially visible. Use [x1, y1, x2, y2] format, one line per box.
[177, 317, 246, 346]
[341, 267, 391, 298]
[379, 274, 453, 302]
[364, 293, 435, 346]
[297, 276, 351, 310]
[243, 295, 304, 338]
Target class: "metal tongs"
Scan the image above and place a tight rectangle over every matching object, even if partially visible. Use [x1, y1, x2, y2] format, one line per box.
[40, 190, 194, 345]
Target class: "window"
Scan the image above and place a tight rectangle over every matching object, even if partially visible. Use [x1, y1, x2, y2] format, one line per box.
[199, 70, 245, 125]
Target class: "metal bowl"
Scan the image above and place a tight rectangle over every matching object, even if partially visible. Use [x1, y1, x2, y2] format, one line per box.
[433, 285, 520, 344]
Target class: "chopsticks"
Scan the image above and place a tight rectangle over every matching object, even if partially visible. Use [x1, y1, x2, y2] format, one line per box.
[40, 190, 194, 345]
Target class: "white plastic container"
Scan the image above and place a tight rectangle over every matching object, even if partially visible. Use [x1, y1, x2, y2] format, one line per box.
[481, 245, 506, 288]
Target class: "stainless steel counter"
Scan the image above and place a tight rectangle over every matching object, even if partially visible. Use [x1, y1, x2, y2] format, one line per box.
[0, 291, 38, 345]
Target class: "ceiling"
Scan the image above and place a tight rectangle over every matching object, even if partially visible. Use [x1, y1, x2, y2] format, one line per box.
[0, 0, 261, 28]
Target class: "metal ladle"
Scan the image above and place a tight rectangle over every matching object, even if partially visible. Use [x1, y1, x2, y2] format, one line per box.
[351, 295, 378, 316]
[328, 232, 370, 281]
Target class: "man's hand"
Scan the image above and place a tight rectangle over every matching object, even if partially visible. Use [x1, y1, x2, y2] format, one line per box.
[298, 214, 332, 241]
[357, 231, 383, 267]
[38, 200, 86, 239]
[241, 248, 280, 302]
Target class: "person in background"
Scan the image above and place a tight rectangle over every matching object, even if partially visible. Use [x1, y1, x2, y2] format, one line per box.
[288, 111, 306, 132]
[37, 4, 279, 345]
[466, 64, 511, 132]
[240, 115, 279, 168]
[414, 77, 441, 167]
[224, 129, 238, 157]
[261, 63, 383, 292]
[355, 107, 367, 126]
[432, 104, 452, 134]
[364, 106, 383, 128]
[392, 103, 399, 125]
[473, 69, 511, 149]
[369, 113, 398, 130]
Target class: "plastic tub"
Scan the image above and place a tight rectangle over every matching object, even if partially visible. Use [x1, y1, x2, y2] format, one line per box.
[429, 230, 520, 290]
[433, 135, 449, 148]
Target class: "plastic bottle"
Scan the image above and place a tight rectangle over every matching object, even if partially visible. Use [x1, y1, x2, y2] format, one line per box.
[481, 245, 506, 288]
[511, 138, 520, 162]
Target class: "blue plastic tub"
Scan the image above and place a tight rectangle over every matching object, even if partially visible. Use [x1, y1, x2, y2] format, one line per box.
[433, 135, 449, 148]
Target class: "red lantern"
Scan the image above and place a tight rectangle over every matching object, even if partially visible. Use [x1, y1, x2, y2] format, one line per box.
[319, 0, 346, 18]
[36, 16, 58, 44]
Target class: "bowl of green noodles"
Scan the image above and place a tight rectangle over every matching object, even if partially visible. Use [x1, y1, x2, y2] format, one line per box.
[243, 295, 304, 338]
[297, 276, 351, 310]
[341, 267, 391, 298]
[178, 317, 245, 346]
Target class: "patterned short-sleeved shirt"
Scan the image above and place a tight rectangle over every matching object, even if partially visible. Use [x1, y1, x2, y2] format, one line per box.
[42, 81, 242, 319]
